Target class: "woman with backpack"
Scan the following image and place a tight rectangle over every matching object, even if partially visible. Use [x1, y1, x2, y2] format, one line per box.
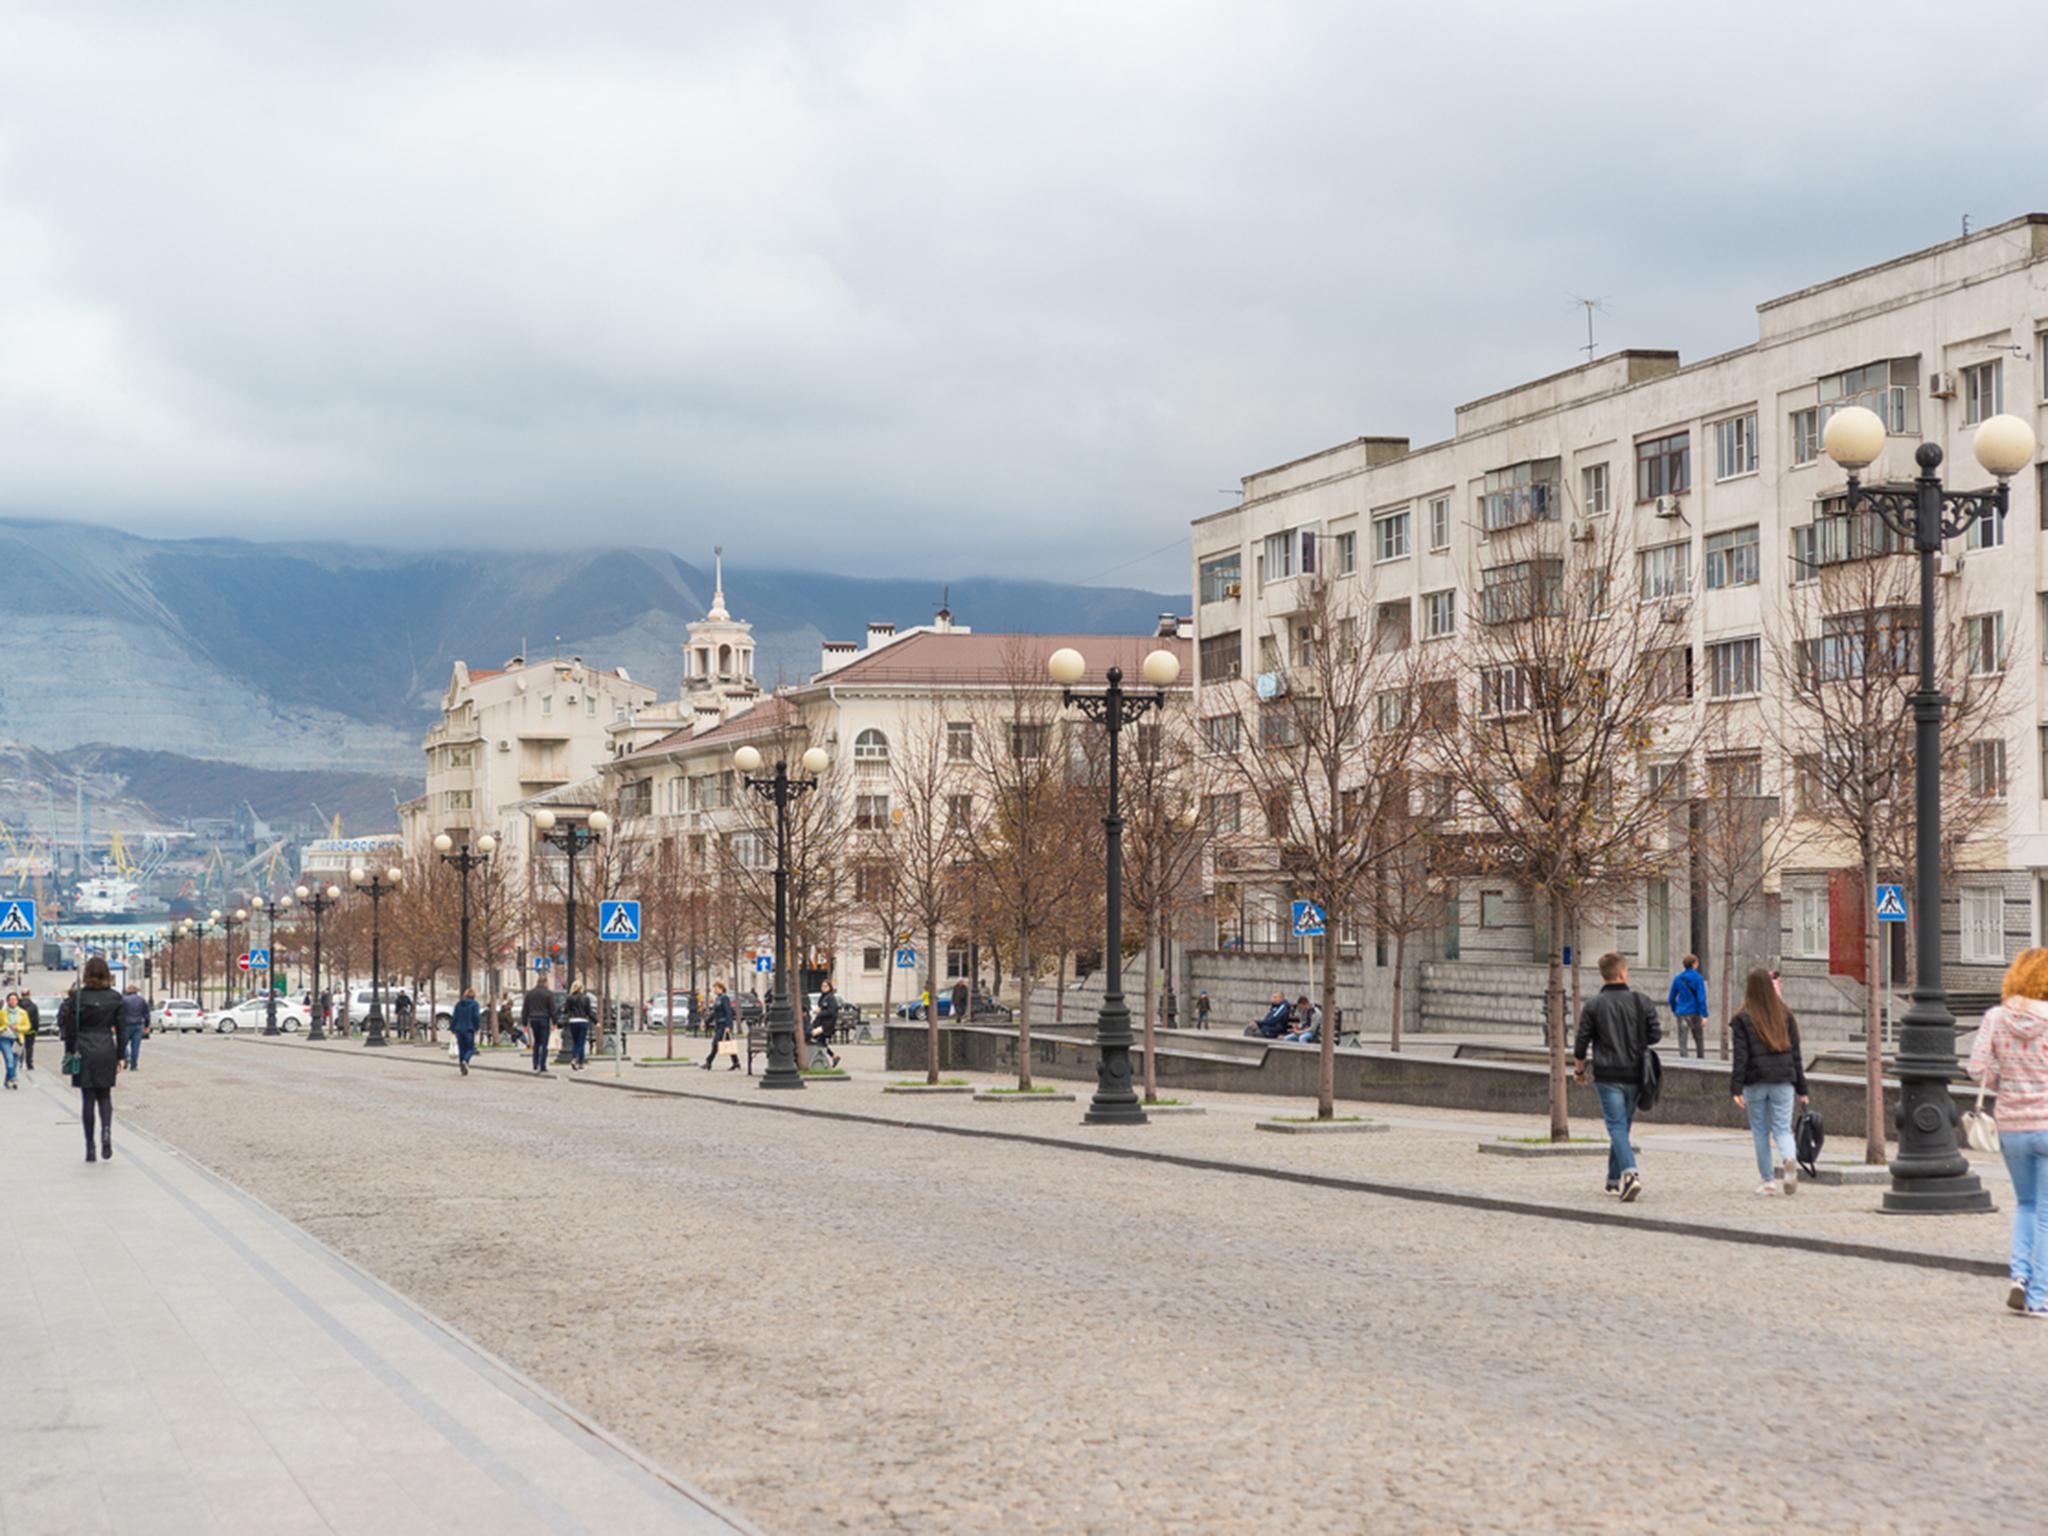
[1730, 966, 1807, 1197]
[1967, 947, 2048, 1317]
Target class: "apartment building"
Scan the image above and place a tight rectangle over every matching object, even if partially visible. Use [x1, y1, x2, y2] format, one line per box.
[1190, 215, 2048, 1034]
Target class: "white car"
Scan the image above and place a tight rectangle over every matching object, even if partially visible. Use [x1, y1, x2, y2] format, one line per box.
[159, 998, 206, 1033]
[646, 991, 692, 1029]
[345, 988, 451, 1028]
[213, 997, 306, 1033]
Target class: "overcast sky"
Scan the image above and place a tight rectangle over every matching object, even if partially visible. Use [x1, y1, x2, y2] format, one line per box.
[3, 1, 2045, 590]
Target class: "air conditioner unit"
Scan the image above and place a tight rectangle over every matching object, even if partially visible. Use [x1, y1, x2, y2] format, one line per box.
[1937, 552, 1962, 578]
[496, 740, 511, 753]
[1568, 518, 1595, 542]
[1653, 496, 1683, 519]
[1224, 581, 1243, 598]
[1929, 370, 1958, 399]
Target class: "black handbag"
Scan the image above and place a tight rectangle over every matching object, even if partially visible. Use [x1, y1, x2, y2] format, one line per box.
[1635, 997, 1663, 1112]
[1796, 1107, 1826, 1174]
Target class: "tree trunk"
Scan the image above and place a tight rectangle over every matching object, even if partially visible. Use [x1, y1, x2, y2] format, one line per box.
[1546, 890, 1569, 1142]
[1015, 926, 1033, 1090]
[1054, 951, 1065, 1024]
[663, 954, 675, 1060]
[925, 922, 940, 1086]
[1568, 909, 1582, 1033]
[1390, 927, 1406, 1052]
[1317, 923, 1339, 1119]
[1718, 902, 1736, 1060]
[1863, 850, 1884, 1164]
[1141, 923, 1158, 1102]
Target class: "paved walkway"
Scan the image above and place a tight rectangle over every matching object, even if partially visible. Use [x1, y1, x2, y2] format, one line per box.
[0, 1066, 758, 1536]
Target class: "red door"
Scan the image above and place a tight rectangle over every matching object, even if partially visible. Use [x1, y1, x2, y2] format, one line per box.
[1827, 871, 1866, 984]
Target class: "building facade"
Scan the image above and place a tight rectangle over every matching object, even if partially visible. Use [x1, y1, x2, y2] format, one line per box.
[1191, 215, 2048, 1035]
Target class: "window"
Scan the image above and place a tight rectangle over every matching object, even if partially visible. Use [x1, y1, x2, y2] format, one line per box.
[1647, 645, 1694, 703]
[1645, 879, 1671, 971]
[947, 792, 973, 828]
[1479, 890, 1506, 928]
[1299, 529, 1318, 575]
[946, 721, 974, 761]
[1707, 753, 1763, 797]
[730, 831, 772, 870]
[1373, 509, 1411, 563]
[585, 694, 598, 718]
[1259, 531, 1295, 584]
[1789, 407, 1821, 466]
[447, 745, 476, 769]
[1635, 431, 1690, 501]
[616, 781, 649, 817]
[855, 794, 891, 830]
[863, 947, 883, 973]
[853, 863, 889, 901]
[1794, 754, 1826, 814]
[1478, 666, 1529, 717]
[541, 694, 553, 716]
[1480, 459, 1561, 530]
[444, 789, 473, 810]
[2041, 726, 2048, 800]
[1966, 613, 2006, 675]
[1292, 621, 1316, 666]
[1966, 504, 2004, 551]
[1581, 463, 1610, 515]
[853, 728, 890, 763]
[1428, 495, 1453, 549]
[1258, 634, 1280, 672]
[1009, 723, 1048, 760]
[1714, 413, 1758, 480]
[1793, 888, 1828, 959]
[1792, 501, 1907, 580]
[946, 944, 969, 978]
[1818, 358, 1919, 435]
[1969, 739, 2007, 800]
[1334, 531, 1358, 575]
[1442, 895, 1461, 961]
[1799, 607, 1917, 687]
[1706, 637, 1761, 698]
[1703, 526, 1760, 590]
[1199, 553, 1242, 604]
[1373, 601, 1410, 653]
[1204, 793, 1241, 835]
[1638, 541, 1691, 600]
[1646, 759, 1689, 800]
[1422, 589, 1456, 640]
[1259, 707, 1299, 748]
[1202, 714, 1240, 754]
[1199, 629, 1242, 682]
[1135, 723, 1163, 764]
[1962, 360, 2003, 427]
[1336, 615, 1359, 660]
[1480, 560, 1562, 623]
[1374, 690, 1408, 732]
[1961, 886, 2004, 965]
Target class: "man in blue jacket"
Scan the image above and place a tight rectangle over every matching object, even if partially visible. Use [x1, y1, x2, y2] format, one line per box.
[1668, 954, 1708, 1058]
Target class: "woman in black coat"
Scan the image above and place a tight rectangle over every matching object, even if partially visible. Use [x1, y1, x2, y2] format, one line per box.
[61, 956, 125, 1162]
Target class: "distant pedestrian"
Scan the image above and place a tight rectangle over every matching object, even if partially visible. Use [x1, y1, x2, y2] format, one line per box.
[1195, 991, 1211, 1030]
[951, 978, 969, 1020]
[395, 989, 415, 1040]
[61, 956, 124, 1163]
[450, 987, 481, 1076]
[809, 980, 842, 1068]
[702, 982, 738, 1071]
[119, 983, 150, 1070]
[17, 991, 38, 1071]
[1572, 952, 1662, 1202]
[496, 997, 514, 1044]
[564, 984, 594, 1071]
[1668, 954, 1708, 1059]
[1969, 947, 2048, 1318]
[0, 993, 25, 1089]
[1730, 967, 1806, 1197]
[522, 975, 558, 1074]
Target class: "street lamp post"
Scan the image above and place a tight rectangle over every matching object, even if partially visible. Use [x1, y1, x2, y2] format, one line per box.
[216, 907, 247, 1007]
[349, 865, 403, 1047]
[1048, 644, 1183, 1126]
[1823, 405, 2038, 1214]
[434, 832, 499, 996]
[733, 742, 831, 1090]
[249, 893, 294, 1034]
[532, 809, 607, 1063]
[294, 883, 343, 1039]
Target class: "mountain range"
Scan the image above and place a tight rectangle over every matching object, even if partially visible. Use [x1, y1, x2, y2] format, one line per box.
[0, 517, 1182, 795]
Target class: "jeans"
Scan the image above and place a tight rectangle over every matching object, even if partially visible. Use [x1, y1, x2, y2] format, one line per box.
[1743, 1081, 1797, 1180]
[0, 1035, 15, 1084]
[568, 1019, 589, 1066]
[453, 1028, 476, 1066]
[123, 1024, 143, 1070]
[1595, 1081, 1639, 1183]
[530, 1022, 552, 1071]
[1676, 1016, 1704, 1057]
[2000, 1129, 2048, 1311]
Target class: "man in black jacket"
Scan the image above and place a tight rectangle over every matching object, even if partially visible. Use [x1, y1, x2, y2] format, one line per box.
[522, 978, 559, 1074]
[1572, 951, 1662, 1202]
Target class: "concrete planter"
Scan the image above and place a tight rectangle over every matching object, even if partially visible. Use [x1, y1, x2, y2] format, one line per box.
[1138, 1103, 1206, 1115]
[973, 1090, 1078, 1104]
[1256, 1119, 1388, 1135]
[798, 1071, 851, 1082]
[1802, 1164, 1892, 1186]
[1478, 1140, 1636, 1159]
[882, 1083, 976, 1095]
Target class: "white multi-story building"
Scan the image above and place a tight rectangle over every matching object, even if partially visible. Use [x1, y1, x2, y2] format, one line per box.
[1191, 215, 2048, 1034]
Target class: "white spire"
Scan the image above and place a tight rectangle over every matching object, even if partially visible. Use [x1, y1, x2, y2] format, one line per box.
[707, 544, 730, 622]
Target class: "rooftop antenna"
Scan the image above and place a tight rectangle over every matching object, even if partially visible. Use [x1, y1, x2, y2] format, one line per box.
[1962, 213, 1971, 237]
[1570, 295, 1609, 363]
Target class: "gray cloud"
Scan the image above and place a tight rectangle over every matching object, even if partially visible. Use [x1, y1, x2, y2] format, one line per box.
[2, 0, 2044, 589]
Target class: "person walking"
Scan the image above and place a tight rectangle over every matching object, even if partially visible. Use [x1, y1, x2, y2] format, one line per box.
[1968, 948, 2048, 1317]
[61, 956, 125, 1162]
[17, 990, 38, 1072]
[522, 974, 558, 1074]
[118, 983, 149, 1071]
[0, 993, 24, 1089]
[1195, 990, 1212, 1030]
[701, 982, 738, 1071]
[809, 979, 842, 1068]
[1668, 954, 1708, 1059]
[950, 977, 969, 1021]
[563, 983, 594, 1071]
[1729, 966, 1807, 1197]
[449, 987, 482, 1075]
[1572, 952, 1662, 1202]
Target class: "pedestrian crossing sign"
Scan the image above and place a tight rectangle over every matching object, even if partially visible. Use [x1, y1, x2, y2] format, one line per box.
[1291, 900, 1326, 938]
[598, 900, 641, 941]
[895, 947, 917, 969]
[1875, 884, 1907, 922]
[0, 900, 34, 938]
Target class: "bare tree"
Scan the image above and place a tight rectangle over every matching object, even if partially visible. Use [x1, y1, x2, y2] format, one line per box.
[1120, 706, 1209, 1100]
[1432, 512, 1699, 1142]
[888, 712, 966, 1084]
[1688, 722, 1799, 1058]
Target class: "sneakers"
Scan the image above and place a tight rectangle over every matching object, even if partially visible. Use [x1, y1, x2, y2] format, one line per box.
[1604, 1182, 1619, 1196]
[1780, 1160, 1799, 1197]
[1618, 1170, 1642, 1203]
[2009, 1280, 2030, 1313]
[1754, 1180, 1781, 1197]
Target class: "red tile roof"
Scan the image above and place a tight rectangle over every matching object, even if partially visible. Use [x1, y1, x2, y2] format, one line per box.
[625, 695, 802, 761]
[810, 630, 1190, 688]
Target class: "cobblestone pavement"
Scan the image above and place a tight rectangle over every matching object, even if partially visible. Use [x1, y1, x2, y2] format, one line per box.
[116, 1036, 2046, 1535]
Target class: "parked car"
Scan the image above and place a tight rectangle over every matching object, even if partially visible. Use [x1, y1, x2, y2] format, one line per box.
[895, 993, 1008, 1021]
[345, 988, 453, 1028]
[159, 998, 206, 1032]
[213, 996, 306, 1033]
[646, 992, 693, 1029]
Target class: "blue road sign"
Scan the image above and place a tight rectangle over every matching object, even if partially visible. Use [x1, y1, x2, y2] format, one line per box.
[532, 956, 552, 972]
[895, 947, 917, 969]
[1291, 899, 1326, 938]
[0, 900, 36, 939]
[598, 900, 641, 942]
[753, 954, 775, 973]
[247, 948, 271, 971]
[127, 939, 145, 955]
[1875, 884, 1907, 923]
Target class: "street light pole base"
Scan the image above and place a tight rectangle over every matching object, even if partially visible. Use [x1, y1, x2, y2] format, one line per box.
[1880, 1172, 1994, 1215]
[307, 1026, 326, 1041]
[1085, 997, 1149, 1127]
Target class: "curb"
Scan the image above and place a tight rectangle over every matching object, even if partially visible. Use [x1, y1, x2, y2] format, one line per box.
[1257, 1120, 1389, 1135]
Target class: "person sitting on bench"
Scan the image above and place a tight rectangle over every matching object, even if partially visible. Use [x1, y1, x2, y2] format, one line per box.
[1284, 996, 1321, 1043]
[1252, 992, 1293, 1038]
